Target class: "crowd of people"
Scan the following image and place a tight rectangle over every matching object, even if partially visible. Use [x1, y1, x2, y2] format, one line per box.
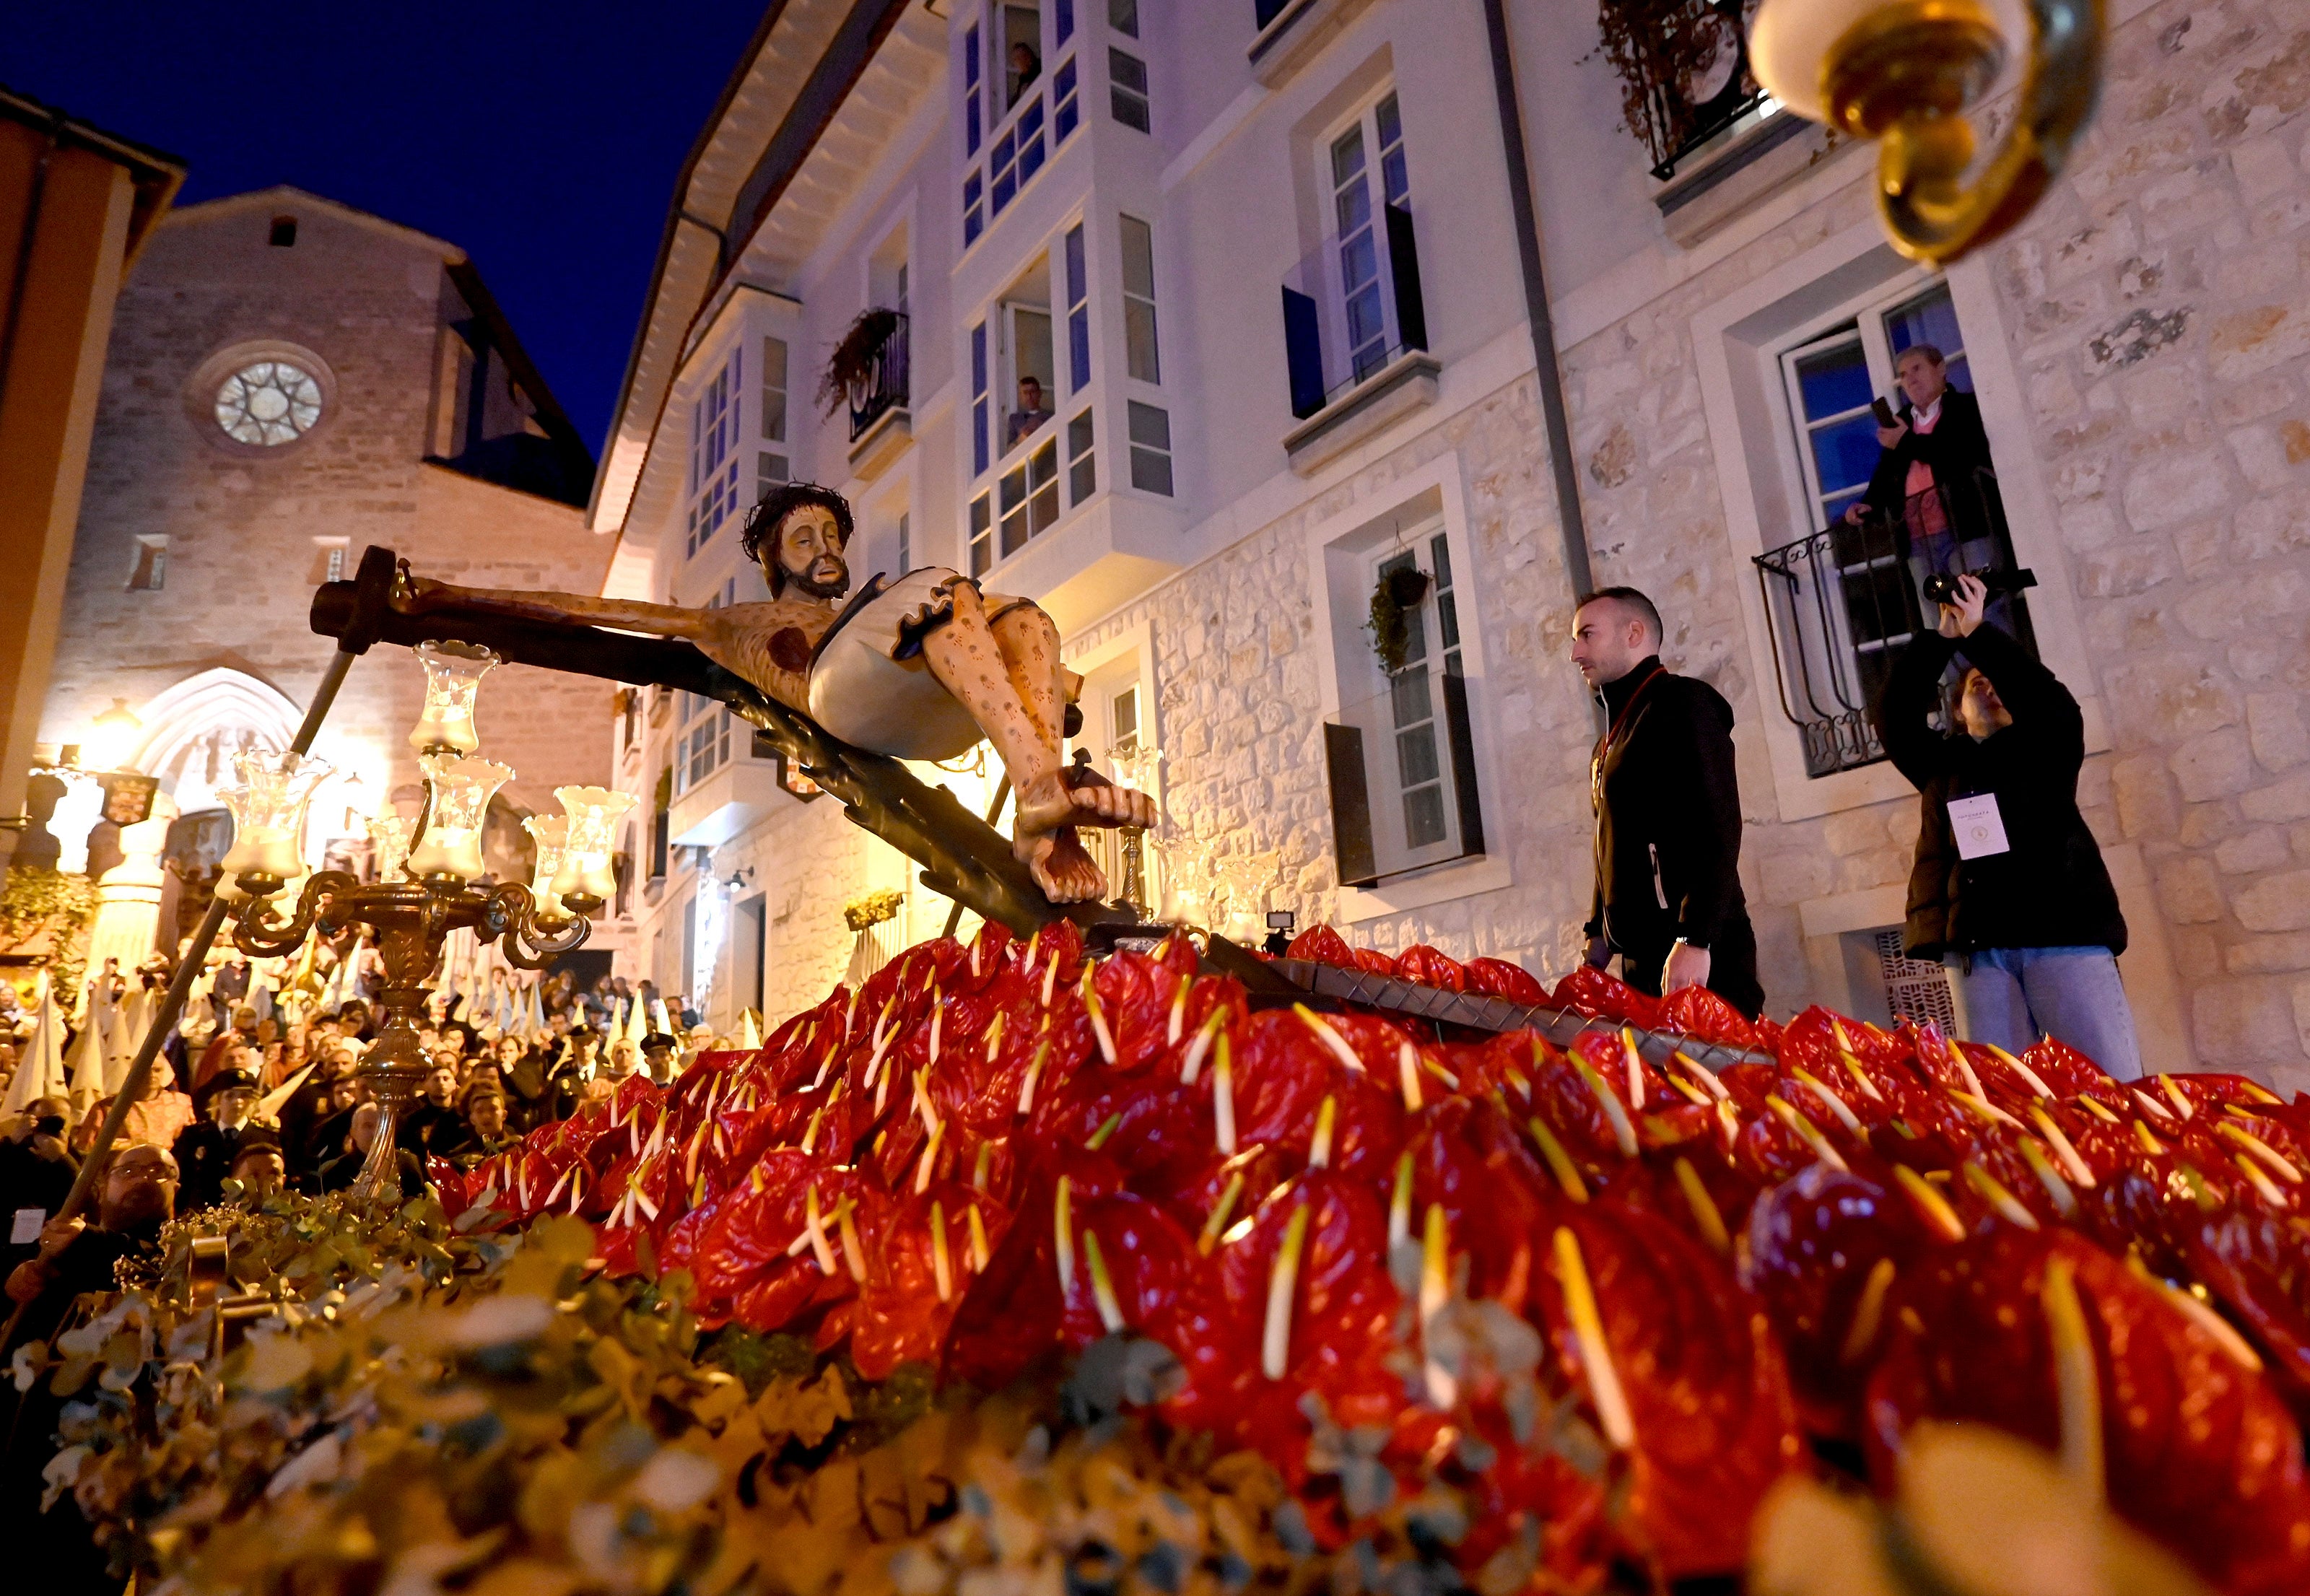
[0, 943, 752, 1276]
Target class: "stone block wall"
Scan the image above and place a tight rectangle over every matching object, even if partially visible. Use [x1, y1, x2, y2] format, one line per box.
[42, 193, 611, 824]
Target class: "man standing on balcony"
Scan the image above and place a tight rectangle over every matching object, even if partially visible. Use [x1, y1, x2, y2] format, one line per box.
[398, 481, 1154, 904]
[1570, 587, 1764, 1019]
[1006, 375, 1053, 450]
[1841, 344, 2002, 609]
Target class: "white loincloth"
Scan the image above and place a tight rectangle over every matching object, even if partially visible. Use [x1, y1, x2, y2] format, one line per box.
[806, 568, 1014, 762]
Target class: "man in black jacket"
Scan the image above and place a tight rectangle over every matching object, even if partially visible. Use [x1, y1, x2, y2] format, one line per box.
[1842, 344, 2005, 611]
[1875, 574, 2140, 1078]
[1572, 588, 1764, 1017]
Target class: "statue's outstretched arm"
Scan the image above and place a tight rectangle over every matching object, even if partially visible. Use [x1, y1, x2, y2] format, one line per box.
[397, 575, 707, 642]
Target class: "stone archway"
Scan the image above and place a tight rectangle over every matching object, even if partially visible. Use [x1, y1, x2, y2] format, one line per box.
[126, 668, 302, 813]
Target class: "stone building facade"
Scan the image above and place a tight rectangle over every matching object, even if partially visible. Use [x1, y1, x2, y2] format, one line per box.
[37, 187, 616, 949]
[591, 0, 2310, 1086]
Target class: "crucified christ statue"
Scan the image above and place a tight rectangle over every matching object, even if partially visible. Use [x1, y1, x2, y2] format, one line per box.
[396, 482, 1155, 904]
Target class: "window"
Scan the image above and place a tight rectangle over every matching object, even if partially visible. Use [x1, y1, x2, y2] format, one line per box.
[758, 450, 788, 502]
[964, 171, 985, 245]
[999, 438, 1061, 557]
[214, 359, 322, 446]
[1119, 215, 1159, 383]
[1068, 409, 1095, 505]
[1056, 0, 1075, 44]
[1064, 224, 1090, 393]
[1323, 523, 1483, 886]
[897, 513, 912, 575]
[970, 492, 994, 576]
[965, 22, 984, 154]
[1016, 97, 1048, 190]
[673, 692, 733, 796]
[1003, 2, 1042, 111]
[1332, 93, 1411, 383]
[972, 322, 990, 476]
[128, 535, 167, 592]
[1111, 681, 1139, 749]
[1109, 0, 1138, 35]
[759, 336, 788, 446]
[1110, 49, 1149, 131]
[1758, 278, 2021, 778]
[616, 822, 635, 916]
[1053, 56, 1079, 143]
[687, 344, 743, 559]
[312, 538, 349, 585]
[269, 215, 297, 248]
[1126, 401, 1172, 495]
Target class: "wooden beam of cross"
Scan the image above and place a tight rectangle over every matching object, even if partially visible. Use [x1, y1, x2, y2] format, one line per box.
[310, 548, 1151, 950]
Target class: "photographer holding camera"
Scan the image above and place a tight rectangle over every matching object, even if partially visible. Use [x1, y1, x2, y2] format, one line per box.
[1876, 575, 2142, 1079]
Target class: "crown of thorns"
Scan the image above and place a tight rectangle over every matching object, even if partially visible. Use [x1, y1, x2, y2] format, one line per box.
[738, 482, 855, 565]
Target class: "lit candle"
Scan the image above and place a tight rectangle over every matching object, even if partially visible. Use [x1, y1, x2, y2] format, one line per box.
[407, 754, 515, 882]
[217, 749, 334, 894]
[552, 785, 639, 907]
[407, 640, 500, 754]
[524, 812, 571, 921]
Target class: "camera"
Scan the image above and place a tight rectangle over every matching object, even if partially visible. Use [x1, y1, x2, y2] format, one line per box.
[1922, 566, 2038, 606]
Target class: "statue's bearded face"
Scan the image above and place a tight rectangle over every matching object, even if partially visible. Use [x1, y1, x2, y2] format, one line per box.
[769, 505, 850, 600]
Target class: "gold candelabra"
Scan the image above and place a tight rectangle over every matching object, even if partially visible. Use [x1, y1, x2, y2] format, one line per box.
[216, 641, 633, 1199]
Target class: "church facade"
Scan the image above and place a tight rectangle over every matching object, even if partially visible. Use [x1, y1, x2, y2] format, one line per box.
[590, 0, 2310, 1086]
[37, 187, 618, 954]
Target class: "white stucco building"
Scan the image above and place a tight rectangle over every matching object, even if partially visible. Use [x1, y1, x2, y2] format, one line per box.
[591, 0, 2310, 1086]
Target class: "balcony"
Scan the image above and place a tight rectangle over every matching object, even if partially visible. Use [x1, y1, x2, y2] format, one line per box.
[1248, 0, 1380, 88]
[1752, 471, 2035, 779]
[840, 311, 911, 481]
[1278, 202, 1436, 476]
[1592, 0, 1836, 247]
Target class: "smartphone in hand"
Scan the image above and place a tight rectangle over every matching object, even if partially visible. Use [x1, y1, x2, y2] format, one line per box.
[1871, 396, 1900, 428]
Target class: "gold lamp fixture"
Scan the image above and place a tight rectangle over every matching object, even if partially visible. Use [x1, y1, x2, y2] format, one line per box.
[1750, 0, 2104, 264]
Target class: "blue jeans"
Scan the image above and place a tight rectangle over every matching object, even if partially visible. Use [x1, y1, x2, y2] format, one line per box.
[1953, 946, 2143, 1082]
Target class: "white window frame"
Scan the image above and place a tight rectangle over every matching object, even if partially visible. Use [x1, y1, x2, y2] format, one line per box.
[685, 341, 744, 562]
[1766, 277, 1979, 754]
[1318, 89, 1411, 388]
[1301, 455, 1510, 923]
[1691, 220, 2105, 827]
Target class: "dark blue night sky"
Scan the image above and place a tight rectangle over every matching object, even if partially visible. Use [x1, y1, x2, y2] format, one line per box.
[9, 1, 770, 461]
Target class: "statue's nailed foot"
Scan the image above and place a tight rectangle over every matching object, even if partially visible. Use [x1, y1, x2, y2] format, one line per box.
[1016, 825, 1107, 904]
[1014, 765, 1157, 837]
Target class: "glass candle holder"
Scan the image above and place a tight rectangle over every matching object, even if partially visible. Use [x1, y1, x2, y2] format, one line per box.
[408, 640, 500, 754]
[552, 785, 638, 909]
[217, 749, 334, 893]
[406, 754, 514, 881]
[523, 812, 572, 922]
[367, 813, 417, 882]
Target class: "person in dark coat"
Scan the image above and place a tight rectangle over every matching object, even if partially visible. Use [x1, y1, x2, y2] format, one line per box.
[317, 1102, 426, 1200]
[1842, 343, 2005, 606]
[1875, 574, 2140, 1078]
[171, 1066, 263, 1211]
[0, 1099, 78, 1283]
[1571, 587, 1764, 1018]
[397, 1060, 466, 1158]
[0, 1142, 178, 1584]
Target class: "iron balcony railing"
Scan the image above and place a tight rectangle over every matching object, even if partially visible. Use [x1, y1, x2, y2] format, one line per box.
[1752, 468, 2034, 778]
[1598, 0, 1774, 181]
[847, 312, 909, 443]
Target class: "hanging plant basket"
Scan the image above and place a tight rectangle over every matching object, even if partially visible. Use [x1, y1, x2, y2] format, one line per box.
[818, 308, 902, 415]
[1366, 566, 1431, 673]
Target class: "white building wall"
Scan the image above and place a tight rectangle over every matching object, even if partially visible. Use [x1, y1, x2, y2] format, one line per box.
[614, 0, 2310, 1090]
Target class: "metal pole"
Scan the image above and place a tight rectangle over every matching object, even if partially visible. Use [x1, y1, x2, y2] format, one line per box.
[1, 648, 357, 1351]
